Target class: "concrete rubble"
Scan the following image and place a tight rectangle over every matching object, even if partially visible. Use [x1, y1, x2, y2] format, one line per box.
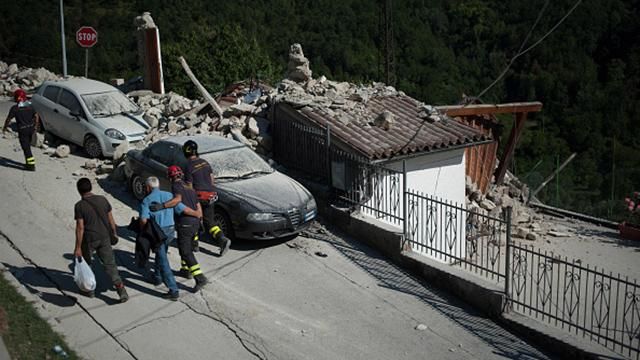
[465, 170, 566, 243]
[0, 61, 60, 96]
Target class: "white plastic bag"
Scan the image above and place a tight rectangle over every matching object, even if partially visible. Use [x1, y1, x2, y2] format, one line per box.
[74, 257, 96, 292]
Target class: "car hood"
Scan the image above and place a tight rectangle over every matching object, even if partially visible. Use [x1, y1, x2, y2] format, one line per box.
[95, 113, 148, 135]
[218, 171, 312, 212]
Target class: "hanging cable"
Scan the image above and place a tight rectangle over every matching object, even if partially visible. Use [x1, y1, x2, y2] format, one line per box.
[473, 0, 583, 101]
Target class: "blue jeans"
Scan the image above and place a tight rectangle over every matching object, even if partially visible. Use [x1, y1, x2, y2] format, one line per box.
[154, 226, 178, 294]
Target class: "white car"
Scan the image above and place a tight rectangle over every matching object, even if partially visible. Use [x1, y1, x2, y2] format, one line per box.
[31, 78, 149, 158]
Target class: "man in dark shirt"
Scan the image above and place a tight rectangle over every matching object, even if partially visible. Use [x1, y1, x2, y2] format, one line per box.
[182, 139, 231, 256]
[73, 177, 129, 302]
[151, 165, 208, 292]
[2, 88, 40, 171]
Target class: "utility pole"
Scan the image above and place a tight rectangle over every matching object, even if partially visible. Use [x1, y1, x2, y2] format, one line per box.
[610, 137, 616, 217]
[59, 0, 68, 77]
[381, 0, 395, 86]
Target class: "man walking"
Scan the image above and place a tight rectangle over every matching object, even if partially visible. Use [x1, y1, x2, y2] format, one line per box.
[182, 140, 231, 256]
[73, 178, 128, 302]
[151, 166, 208, 292]
[2, 88, 39, 171]
[139, 176, 202, 301]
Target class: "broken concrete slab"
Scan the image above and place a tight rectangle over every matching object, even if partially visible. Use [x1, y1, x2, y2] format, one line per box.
[55, 145, 70, 158]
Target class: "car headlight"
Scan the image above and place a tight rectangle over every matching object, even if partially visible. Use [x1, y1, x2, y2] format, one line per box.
[105, 128, 125, 140]
[306, 197, 317, 210]
[247, 213, 279, 222]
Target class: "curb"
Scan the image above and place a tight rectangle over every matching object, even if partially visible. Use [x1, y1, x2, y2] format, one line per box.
[0, 337, 9, 360]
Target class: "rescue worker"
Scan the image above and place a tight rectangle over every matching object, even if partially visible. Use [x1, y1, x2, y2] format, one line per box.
[182, 139, 232, 256]
[2, 88, 39, 171]
[139, 176, 203, 300]
[150, 165, 208, 291]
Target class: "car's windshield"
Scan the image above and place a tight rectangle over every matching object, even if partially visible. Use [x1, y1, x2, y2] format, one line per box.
[82, 91, 140, 117]
[201, 147, 273, 180]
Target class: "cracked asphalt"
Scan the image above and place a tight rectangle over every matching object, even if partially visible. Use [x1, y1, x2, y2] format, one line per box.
[0, 100, 552, 359]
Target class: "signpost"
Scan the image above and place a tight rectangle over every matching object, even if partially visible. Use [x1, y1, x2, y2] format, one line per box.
[76, 26, 98, 77]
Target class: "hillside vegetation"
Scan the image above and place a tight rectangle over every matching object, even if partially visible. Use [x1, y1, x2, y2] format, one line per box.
[0, 0, 638, 221]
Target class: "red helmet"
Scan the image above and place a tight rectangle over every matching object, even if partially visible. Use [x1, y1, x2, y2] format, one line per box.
[13, 88, 27, 102]
[167, 165, 183, 179]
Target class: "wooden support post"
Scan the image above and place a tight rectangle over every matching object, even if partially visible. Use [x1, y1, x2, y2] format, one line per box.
[179, 56, 223, 118]
[495, 112, 527, 185]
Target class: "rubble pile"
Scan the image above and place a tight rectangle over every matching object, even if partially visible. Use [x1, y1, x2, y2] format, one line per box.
[0, 61, 60, 96]
[466, 172, 548, 241]
[127, 85, 274, 156]
[274, 43, 447, 128]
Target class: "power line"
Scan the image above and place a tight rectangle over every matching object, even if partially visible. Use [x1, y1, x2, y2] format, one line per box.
[473, 0, 583, 101]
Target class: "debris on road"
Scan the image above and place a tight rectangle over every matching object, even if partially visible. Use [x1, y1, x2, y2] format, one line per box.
[415, 324, 427, 331]
[54, 145, 70, 158]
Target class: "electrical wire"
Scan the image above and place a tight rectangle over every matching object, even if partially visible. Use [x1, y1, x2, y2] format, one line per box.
[473, 0, 583, 101]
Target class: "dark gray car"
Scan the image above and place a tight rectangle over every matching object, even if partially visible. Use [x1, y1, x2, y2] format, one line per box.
[124, 135, 317, 240]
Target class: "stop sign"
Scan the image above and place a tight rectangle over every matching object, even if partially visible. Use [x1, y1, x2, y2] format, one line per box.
[76, 26, 98, 48]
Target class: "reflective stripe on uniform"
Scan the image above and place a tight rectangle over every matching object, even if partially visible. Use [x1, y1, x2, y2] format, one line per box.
[181, 260, 189, 270]
[193, 234, 199, 241]
[209, 226, 221, 237]
[25, 157, 35, 165]
[190, 264, 203, 276]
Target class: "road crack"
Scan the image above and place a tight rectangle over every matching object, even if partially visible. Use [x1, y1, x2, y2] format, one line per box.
[219, 249, 264, 279]
[179, 293, 269, 360]
[114, 308, 190, 337]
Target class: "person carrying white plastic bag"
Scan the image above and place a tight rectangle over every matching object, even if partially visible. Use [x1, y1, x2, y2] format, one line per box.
[74, 256, 96, 293]
[73, 177, 129, 302]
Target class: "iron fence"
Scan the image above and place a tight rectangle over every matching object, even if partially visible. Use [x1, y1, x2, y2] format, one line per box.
[405, 191, 508, 281]
[272, 114, 328, 179]
[331, 147, 403, 225]
[508, 243, 640, 359]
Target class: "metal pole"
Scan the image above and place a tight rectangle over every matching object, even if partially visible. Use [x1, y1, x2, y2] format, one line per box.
[59, 0, 67, 77]
[84, 49, 88, 78]
[555, 154, 560, 206]
[326, 124, 332, 191]
[528, 152, 577, 203]
[402, 160, 407, 248]
[504, 206, 512, 311]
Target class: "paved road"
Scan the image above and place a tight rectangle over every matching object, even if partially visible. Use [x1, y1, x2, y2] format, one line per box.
[0, 100, 551, 360]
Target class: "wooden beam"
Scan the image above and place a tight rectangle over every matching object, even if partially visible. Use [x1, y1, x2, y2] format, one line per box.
[179, 56, 224, 118]
[494, 112, 527, 185]
[436, 102, 543, 117]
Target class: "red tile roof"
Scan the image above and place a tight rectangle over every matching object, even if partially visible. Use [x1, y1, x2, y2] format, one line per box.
[291, 95, 491, 161]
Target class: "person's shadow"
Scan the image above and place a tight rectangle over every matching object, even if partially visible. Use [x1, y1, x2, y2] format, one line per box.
[0, 156, 26, 171]
[2, 262, 77, 307]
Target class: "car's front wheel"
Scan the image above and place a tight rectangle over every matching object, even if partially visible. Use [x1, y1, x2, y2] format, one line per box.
[129, 174, 146, 201]
[84, 135, 102, 158]
[214, 208, 235, 240]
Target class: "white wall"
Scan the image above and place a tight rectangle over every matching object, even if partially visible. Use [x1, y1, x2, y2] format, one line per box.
[390, 148, 466, 205]
[361, 148, 467, 263]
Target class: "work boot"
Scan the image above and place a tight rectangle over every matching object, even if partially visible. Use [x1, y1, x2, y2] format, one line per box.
[25, 164, 35, 172]
[161, 291, 179, 301]
[179, 268, 193, 279]
[219, 236, 231, 257]
[193, 274, 208, 292]
[116, 285, 129, 303]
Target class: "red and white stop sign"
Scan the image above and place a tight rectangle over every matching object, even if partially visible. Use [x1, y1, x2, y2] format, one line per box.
[76, 26, 98, 48]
